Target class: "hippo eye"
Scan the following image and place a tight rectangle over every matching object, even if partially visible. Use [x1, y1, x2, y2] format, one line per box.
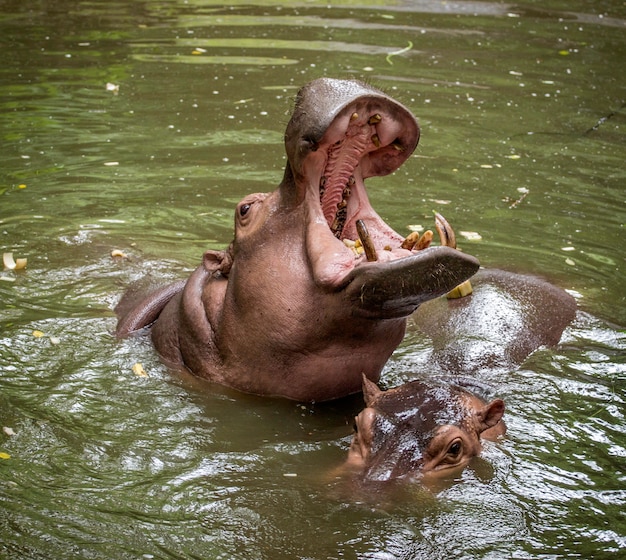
[239, 203, 252, 217]
[447, 441, 462, 457]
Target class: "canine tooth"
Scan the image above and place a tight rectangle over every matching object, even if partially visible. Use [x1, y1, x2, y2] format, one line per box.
[391, 139, 404, 151]
[368, 114, 382, 124]
[351, 112, 359, 120]
[434, 212, 457, 249]
[400, 232, 420, 250]
[371, 134, 381, 148]
[433, 213, 472, 298]
[356, 220, 378, 262]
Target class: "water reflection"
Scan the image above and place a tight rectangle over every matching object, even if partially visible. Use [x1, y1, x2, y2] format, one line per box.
[1, 0, 625, 558]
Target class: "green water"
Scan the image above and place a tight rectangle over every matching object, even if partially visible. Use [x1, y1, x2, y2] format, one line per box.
[1, 1, 624, 558]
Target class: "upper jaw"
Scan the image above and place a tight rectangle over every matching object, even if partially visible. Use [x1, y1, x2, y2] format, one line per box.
[297, 104, 421, 279]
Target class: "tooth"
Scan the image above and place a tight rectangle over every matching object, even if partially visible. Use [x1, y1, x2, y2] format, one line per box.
[434, 212, 457, 249]
[371, 134, 381, 148]
[319, 176, 326, 201]
[416, 230, 433, 250]
[351, 112, 359, 120]
[391, 139, 404, 151]
[433, 213, 472, 298]
[356, 220, 378, 262]
[401, 232, 420, 250]
[368, 114, 382, 124]
[348, 175, 355, 186]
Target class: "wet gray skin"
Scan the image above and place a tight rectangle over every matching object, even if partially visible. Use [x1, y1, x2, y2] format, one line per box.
[346, 376, 505, 482]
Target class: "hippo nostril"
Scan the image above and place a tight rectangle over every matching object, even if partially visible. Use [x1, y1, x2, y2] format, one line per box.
[302, 136, 319, 152]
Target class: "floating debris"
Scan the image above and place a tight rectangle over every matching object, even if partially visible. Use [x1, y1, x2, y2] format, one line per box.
[459, 231, 482, 241]
[3, 252, 27, 270]
[132, 363, 148, 377]
[386, 40, 413, 65]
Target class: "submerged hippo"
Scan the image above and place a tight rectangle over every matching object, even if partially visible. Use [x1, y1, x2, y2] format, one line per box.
[412, 269, 577, 376]
[116, 78, 479, 401]
[344, 376, 505, 482]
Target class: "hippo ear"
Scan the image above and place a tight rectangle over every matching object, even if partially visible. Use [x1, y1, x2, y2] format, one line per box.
[362, 374, 382, 406]
[203, 248, 233, 276]
[477, 398, 505, 430]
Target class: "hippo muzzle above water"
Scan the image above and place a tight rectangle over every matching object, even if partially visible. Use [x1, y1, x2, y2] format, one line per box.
[115, 78, 479, 401]
[344, 376, 506, 482]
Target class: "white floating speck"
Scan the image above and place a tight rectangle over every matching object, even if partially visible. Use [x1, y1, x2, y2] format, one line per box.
[460, 231, 482, 241]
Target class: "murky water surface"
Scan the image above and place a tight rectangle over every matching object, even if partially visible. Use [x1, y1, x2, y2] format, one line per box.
[1, 1, 625, 558]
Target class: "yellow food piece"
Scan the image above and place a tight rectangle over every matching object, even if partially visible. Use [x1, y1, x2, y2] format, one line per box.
[3, 252, 27, 270]
[0, 452, 10, 460]
[446, 280, 473, 299]
[32, 330, 45, 338]
[132, 363, 148, 377]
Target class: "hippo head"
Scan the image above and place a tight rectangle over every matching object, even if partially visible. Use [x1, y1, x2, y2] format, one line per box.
[345, 376, 505, 481]
[224, 78, 479, 321]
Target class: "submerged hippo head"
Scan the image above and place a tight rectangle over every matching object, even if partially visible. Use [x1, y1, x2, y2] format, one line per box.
[345, 376, 505, 481]
[116, 78, 479, 401]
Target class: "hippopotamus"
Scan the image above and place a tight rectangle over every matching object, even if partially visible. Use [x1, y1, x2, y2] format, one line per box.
[115, 78, 480, 401]
[343, 375, 506, 482]
[411, 269, 578, 377]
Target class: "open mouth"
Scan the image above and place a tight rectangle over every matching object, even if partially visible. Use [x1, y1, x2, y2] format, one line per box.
[284, 79, 479, 311]
[312, 104, 433, 264]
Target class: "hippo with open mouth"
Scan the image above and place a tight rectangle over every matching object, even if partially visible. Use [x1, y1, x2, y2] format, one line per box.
[343, 375, 506, 482]
[115, 78, 479, 401]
